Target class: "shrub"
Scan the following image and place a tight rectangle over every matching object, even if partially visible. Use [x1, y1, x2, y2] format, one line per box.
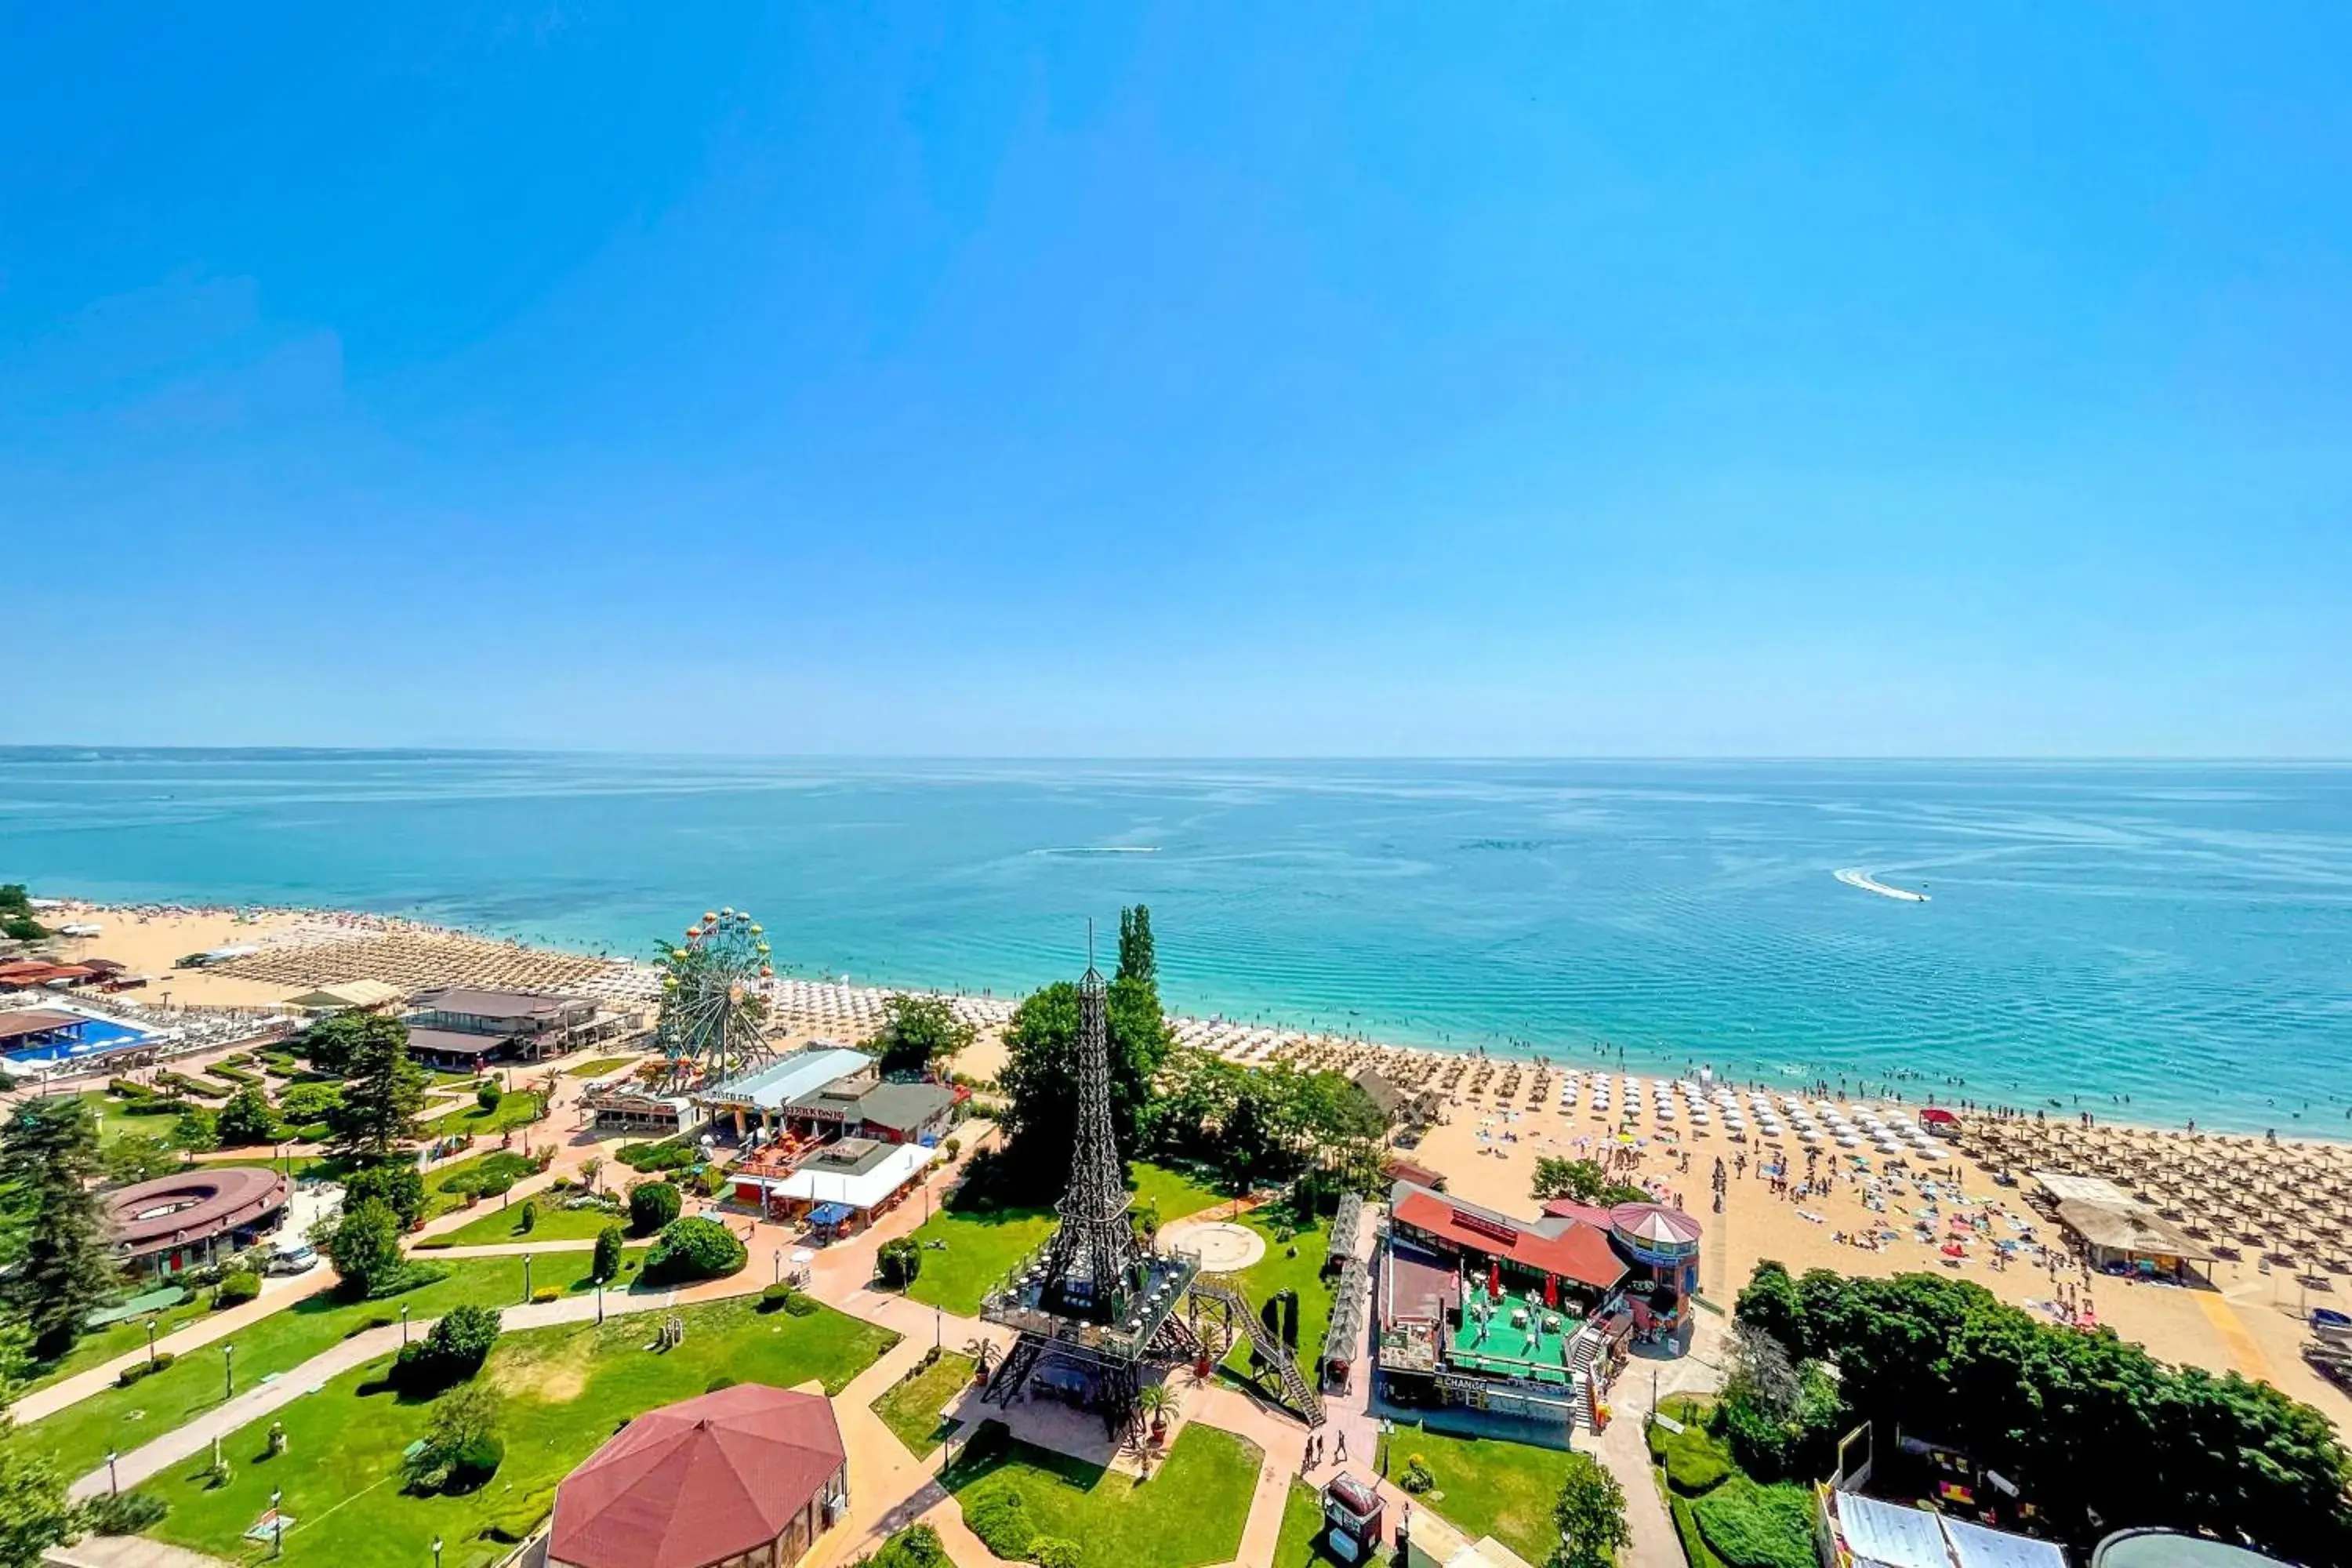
[391, 1303, 503, 1395]
[784, 1291, 821, 1317]
[476, 1082, 503, 1113]
[517, 1200, 538, 1233]
[116, 1351, 176, 1388]
[85, 1490, 169, 1534]
[321, 1198, 407, 1296]
[630, 1180, 683, 1236]
[864, 1524, 951, 1568]
[1032, 1538, 1081, 1568]
[942, 1137, 961, 1160]
[344, 1160, 428, 1229]
[532, 1287, 560, 1304]
[1401, 1454, 1435, 1494]
[876, 1236, 922, 1290]
[644, 1217, 746, 1284]
[441, 1435, 504, 1494]
[760, 1281, 802, 1313]
[616, 1138, 699, 1174]
[706, 1375, 738, 1392]
[216, 1271, 262, 1308]
[961, 1488, 1034, 1559]
[1692, 1479, 1816, 1568]
[592, 1224, 626, 1283]
[406, 1382, 506, 1495]
[108, 1076, 155, 1100]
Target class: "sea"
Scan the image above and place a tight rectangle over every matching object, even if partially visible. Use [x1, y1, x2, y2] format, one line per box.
[3, 750, 2347, 1135]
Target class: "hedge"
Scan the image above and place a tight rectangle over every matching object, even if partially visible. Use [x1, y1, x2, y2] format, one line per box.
[1691, 1478, 1816, 1568]
[644, 1217, 746, 1284]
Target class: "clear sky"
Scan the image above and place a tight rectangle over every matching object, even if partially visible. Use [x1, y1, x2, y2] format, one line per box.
[5, 5, 2348, 757]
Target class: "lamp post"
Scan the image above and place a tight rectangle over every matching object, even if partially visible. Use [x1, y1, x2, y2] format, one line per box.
[147, 1319, 158, 1367]
[523, 1254, 533, 1303]
[401, 1303, 410, 1346]
[432, 1538, 443, 1568]
[224, 1342, 235, 1398]
[270, 1488, 284, 1559]
[773, 1248, 782, 1285]
[596, 1278, 605, 1326]
[107, 1450, 118, 1496]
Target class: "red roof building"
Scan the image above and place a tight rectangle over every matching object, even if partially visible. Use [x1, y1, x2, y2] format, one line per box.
[549, 1385, 848, 1568]
[1391, 1185, 1628, 1292]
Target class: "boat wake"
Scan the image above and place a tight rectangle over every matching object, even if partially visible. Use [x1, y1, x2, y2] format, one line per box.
[1834, 868, 1929, 903]
[1029, 846, 1161, 858]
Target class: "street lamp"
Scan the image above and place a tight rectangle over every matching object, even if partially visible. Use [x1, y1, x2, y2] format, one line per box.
[432, 1538, 444, 1568]
[146, 1319, 158, 1367]
[401, 1303, 410, 1346]
[523, 1254, 533, 1302]
[270, 1488, 284, 1559]
[596, 1278, 604, 1325]
[224, 1342, 235, 1398]
[107, 1450, 118, 1496]
[773, 1248, 782, 1285]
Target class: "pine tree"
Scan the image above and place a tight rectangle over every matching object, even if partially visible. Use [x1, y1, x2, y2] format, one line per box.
[0, 1098, 117, 1360]
[325, 1017, 427, 1160]
[1116, 906, 1156, 989]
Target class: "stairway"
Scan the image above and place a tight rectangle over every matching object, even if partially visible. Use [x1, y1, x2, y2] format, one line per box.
[1566, 1327, 1603, 1431]
[1192, 1281, 1326, 1428]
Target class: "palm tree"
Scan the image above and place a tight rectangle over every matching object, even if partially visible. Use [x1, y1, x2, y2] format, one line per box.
[964, 1337, 1000, 1384]
[581, 1156, 604, 1196]
[1136, 1382, 1175, 1438]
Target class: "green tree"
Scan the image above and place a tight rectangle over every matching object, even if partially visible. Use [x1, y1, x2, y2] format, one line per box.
[866, 994, 975, 1078]
[325, 1017, 426, 1160]
[876, 1236, 922, 1290]
[1116, 905, 1156, 986]
[214, 1084, 281, 1147]
[103, 1133, 183, 1186]
[591, 1224, 625, 1283]
[0, 885, 47, 945]
[1548, 1451, 1630, 1568]
[299, 1011, 407, 1078]
[319, 1198, 405, 1297]
[275, 1081, 343, 1127]
[407, 1381, 504, 1494]
[629, 1180, 682, 1235]
[0, 1439, 74, 1568]
[1531, 1156, 1650, 1208]
[171, 1105, 218, 1153]
[996, 972, 1170, 1200]
[342, 1161, 427, 1229]
[0, 1098, 115, 1359]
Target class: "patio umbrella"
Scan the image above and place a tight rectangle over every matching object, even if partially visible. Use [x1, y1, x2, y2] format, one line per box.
[1488, 1258, 1501, 1301]
[1545, 1273, 1559, 1310]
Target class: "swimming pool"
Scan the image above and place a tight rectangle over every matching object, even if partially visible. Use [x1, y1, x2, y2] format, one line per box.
[4, 1014, 154, 1066]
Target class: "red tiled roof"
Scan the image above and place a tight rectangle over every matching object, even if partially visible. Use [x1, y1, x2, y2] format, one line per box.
[1393, 1188, 1628, 1291]
[1540, 1198, 1615, 1229]
[550, 1385, 844, 1568]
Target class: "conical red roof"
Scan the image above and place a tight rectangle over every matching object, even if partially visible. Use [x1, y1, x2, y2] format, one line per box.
[550, 1385, 844, 1568]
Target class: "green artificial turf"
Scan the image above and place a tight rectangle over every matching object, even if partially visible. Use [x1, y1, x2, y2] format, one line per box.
[946, 1419, 1263, 1568]
[871, 1349, 978, 1457]
[147, 1294, 899, 1568]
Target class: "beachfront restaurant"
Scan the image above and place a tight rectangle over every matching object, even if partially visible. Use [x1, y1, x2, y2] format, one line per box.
[1378, 1182, 1634, 1434]
[403, 985, 637, 1067]
[695, 1047, 876, 1143]
[0, 1005, 158, 1078]
[728, 1135, 941, 1238]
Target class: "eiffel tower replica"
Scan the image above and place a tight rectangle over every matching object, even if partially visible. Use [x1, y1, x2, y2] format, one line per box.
[978, 950, 1204, 1429]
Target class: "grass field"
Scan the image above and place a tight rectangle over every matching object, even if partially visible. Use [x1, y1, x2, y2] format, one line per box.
[872, 1349, 977, 1457]
[1377, 1421, 1570, 1566]
[903, 1163, 1228, 1318]
[420, 1199, 626, 1248]
[559, 1055, 637, 1077]
[423, 1090, 546, 1136]
[146, 1294, 900, 1568]
[421, 1150, 541, 1219]
[15, 1251, 627, 1484]
[946, 1419, 1261, 1568]
[24, 1287, 221, 1395]
[1214, 1205, 1334, 1388]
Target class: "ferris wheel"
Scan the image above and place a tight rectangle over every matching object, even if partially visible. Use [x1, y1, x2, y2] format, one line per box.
[654, 908, 777, 1085]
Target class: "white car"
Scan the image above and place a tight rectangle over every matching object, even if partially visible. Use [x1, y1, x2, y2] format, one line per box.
[264, 1240, 318, 1275]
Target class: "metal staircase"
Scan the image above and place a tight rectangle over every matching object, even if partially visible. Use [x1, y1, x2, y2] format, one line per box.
[983, 1337, 1045, 1405]
[1192, 1279, 1326, 1427]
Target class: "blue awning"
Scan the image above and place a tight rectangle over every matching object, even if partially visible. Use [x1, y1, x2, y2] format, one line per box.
[808, 1203, 854, 1227]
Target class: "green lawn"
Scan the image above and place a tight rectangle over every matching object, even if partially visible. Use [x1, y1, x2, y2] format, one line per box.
[560, 1055, 638, 1077]
[419, 1200, 626, 1249]
[146, 1294, 901, 1568]
[946, 1419, 1262, 1568]
[14, 1252, 624, 1485]
[904, 1163, 1230, 1319]
[1216, 1206, 1334, 1388]
[1377, 1422, 1570, 1566]
[24, 1287, 221, 1395]
[421, 1151, 541, 1219]
[872, 1350, 977, 1457]
[423, 1091, 546, 1136]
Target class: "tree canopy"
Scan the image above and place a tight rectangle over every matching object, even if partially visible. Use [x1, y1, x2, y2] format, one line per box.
[1116, 906, 1156, 987]
[0, 1098, 115, 1359]
[994, 972, 1171, 1200]
[1530, 1156, 1650, 1209]
[324, 1014, 426, 1160]
[865, 993, 975, 1078]
[1733, 1260, 2352, 1562]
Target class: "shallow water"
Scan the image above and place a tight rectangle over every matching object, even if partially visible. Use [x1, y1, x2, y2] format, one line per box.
[4, 750, 2347, 1134]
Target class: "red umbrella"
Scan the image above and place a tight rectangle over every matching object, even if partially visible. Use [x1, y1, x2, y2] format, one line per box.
[1544, 1273, 1559, 1310]
[1487, 1259, 1501, 1301]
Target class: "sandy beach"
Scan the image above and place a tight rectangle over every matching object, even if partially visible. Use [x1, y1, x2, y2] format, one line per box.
[21, 898, 2349, 1435]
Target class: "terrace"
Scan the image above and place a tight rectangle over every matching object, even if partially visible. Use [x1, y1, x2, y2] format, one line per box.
[980, 1243, 1204, 1367]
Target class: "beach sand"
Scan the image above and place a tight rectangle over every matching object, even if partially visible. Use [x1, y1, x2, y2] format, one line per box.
[27, 901, 2347, 1434]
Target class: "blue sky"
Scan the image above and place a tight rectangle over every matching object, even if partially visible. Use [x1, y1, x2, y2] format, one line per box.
[4, 5, 2348, 756]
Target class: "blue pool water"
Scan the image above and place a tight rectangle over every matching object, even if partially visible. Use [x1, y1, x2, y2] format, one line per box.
[1, 750, 2347, 1133]
[4, 1013, 152, 1066]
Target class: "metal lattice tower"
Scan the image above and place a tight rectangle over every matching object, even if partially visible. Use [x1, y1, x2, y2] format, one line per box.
[1038, 960, 1142, 1321]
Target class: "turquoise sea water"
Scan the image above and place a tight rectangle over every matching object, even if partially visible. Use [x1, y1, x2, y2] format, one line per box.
[3, 750, 2347, 1134]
